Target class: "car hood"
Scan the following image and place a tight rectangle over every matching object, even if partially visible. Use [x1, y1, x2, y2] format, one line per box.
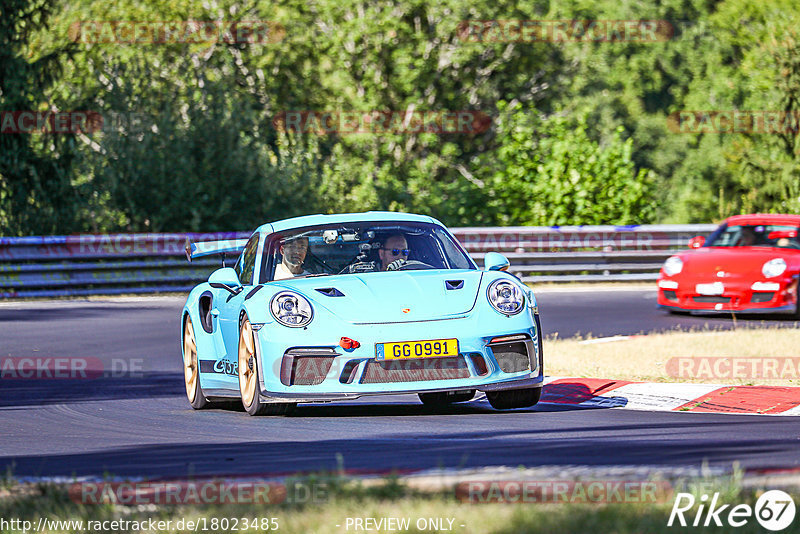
[271, 269, 484, 323]
[679, 247, 792, 277]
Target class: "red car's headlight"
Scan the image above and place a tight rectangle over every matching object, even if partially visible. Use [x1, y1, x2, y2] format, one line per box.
[663, 256, 683, 276]
[762, 258, 787, 278]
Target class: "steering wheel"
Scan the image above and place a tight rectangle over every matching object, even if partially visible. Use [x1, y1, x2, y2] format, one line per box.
[386, 259, 434, 271]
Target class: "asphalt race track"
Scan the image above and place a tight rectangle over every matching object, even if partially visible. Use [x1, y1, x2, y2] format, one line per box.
[1, 288, 799, 480]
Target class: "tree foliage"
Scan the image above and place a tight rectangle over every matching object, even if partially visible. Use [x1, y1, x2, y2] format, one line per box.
[488, 102, 655, 225]
[0, 0, 78, 234]
[1, 0, 799, 235]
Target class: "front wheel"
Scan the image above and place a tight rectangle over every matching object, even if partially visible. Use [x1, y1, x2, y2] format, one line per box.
[486, 387, 542, 410]
[183, 316, 210, 409]
[238, 317, 296, 416]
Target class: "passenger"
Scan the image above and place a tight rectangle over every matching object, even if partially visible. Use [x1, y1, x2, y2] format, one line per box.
[274, 237, 310, 280]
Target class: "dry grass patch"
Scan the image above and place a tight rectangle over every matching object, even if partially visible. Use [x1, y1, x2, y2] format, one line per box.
[545, 327, 800, 386]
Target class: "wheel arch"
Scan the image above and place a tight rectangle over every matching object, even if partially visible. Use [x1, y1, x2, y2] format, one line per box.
[181, 284, 222, 381]
[238, 286, 277, 326]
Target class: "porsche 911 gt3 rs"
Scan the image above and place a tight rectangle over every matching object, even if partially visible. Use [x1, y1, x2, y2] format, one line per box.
[181, 212, 543, 415]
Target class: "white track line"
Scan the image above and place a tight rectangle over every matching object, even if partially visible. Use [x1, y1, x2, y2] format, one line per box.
[607, 382, 723, 411]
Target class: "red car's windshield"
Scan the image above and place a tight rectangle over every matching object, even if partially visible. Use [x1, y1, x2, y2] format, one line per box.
[706, 224, 800, 249]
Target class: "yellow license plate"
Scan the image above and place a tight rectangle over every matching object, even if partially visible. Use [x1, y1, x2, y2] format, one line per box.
[377, 338, 459, 360]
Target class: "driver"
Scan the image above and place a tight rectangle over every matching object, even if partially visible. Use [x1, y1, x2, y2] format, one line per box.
[274, 236, 310, 280]
[737, 227, 756, 247]
[379, 234, 410, 271]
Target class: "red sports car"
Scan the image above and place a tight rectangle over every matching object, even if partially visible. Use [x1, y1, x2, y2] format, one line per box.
[657, 214, 800, 316]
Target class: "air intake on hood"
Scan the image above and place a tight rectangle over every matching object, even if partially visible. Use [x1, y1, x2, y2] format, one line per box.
[315, 287, 345, 297]
[445, 280, 464, 290]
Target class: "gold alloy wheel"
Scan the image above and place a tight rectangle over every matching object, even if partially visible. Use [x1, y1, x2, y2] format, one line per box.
[183, 317, 198, 402]
[238, 319, 257, 408]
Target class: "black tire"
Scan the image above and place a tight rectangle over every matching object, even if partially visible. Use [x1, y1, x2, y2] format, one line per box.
[486, 387, 542, 410]
[238, 317, 296, 416]
[247, 400, 296, 416]
[666, 308, 689, 316]
[418, 390, 476, 406]
[183, 316, 210, 410]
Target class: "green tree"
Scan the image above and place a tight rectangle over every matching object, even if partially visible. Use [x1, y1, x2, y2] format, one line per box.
[721, 32, 800, 214]
[663, 0, 800, 219]
[0, 0, 79, 234]
[488, 102, 655, 225]
[13, 0, 800, 235]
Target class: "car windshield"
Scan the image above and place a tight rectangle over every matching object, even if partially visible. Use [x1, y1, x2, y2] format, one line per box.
[705, 224, 800, 249]
[261, 221, 475, 282]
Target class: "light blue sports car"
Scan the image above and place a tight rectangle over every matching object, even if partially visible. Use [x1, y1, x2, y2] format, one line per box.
[181, 212, 543, 415]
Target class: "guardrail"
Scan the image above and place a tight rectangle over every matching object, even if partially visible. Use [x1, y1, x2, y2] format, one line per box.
[0, 225, 716, 298]
[450, 225, 716, 283]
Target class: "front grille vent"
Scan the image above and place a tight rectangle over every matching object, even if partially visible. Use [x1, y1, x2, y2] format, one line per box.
[488, 335, 533, 374]
[280, 348, 338, 386]
[751, 292, 775, 303]
[360, 356, 469, 384]
[692, 296, 730, 304]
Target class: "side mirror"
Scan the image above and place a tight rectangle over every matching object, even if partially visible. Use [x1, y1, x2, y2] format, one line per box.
[688, 236, 705, 249]
[209, 267, 242, 295]
[484, 252, 510, 272]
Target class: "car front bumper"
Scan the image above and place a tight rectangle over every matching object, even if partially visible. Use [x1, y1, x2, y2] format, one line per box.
[656, 276, 798, 314]
[252, 310, 543, 403]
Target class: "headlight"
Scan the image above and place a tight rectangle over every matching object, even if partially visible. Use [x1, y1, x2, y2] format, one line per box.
[663, 256, 683, 276]
[762, 258, 787, 278]
[487, 279, 525, 315]
[270, 291, 314, 327]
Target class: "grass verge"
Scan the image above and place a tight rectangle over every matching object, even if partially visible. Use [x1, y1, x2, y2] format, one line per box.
[1, 471, 797, 534]
[545, 326, 800, 385]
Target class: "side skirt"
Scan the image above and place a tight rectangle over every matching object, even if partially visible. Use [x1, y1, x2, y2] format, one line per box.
[204, 388, 240, 399]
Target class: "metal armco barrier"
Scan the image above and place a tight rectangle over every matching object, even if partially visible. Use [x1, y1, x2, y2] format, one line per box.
[0, 225, 716, 298]
[449, 224, 717, 283]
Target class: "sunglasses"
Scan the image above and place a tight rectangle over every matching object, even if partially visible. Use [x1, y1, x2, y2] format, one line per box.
[383, 248, 410, 256]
